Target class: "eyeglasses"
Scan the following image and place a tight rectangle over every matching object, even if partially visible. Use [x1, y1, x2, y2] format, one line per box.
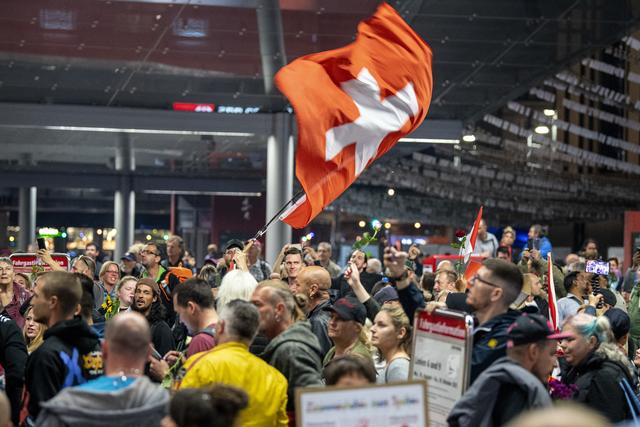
[140, 250, 159, 256]
[469, 274, 501, 288]
[106, 269, 120, 275]
[0, 266, 13, 273]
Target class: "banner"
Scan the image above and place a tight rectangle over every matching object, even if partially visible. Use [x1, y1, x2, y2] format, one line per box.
[10, 253, 70, 274]
[410, 308, 473, 427]
[296, 380, 428, 427]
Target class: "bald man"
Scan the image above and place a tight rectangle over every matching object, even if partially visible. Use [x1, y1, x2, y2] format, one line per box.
[0, 391, 11, 427]
[35, 312, 169, 426]
[296, 266, 333, 357]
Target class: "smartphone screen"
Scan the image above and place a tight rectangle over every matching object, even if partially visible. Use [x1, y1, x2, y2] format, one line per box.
[37, 237, 46, 250]
[585, 260, 609, 275]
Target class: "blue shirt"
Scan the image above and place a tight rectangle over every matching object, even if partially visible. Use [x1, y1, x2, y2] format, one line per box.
[77, 375, 137, 392]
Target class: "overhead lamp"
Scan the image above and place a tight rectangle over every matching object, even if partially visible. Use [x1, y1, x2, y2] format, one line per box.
[387, 188, 395, 196]
[384, 222, 391, 229]
[534, 126, 550, 135]
[414, 222, 421, 229]
[399, 137, 460, 144]
[358, 220, 366, 228]
[462, 134, 476, 143]
[543, 109, 556, 117]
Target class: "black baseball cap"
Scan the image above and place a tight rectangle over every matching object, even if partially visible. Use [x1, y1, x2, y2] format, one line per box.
[507, 313, 572, 347]
[224, 239, 245, 252]
[604, 308, 630, 340]
[599, 288, 617, 307]
[120, 252, 136, 262]
[373, 286, 399, 305]
[323, 296, 367, 325]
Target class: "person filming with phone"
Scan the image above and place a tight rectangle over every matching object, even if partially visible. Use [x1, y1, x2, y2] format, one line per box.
[525, 224, 553, 259]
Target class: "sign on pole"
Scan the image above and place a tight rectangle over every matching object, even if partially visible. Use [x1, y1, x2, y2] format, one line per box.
[410, 308, 473, 427]
[296, 380, 428, 427]
[10, 253, 71, 274]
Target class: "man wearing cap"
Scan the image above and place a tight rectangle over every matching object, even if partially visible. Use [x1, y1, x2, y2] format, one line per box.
[120, 251, 143, 278]
[604, 307, 632, 356]
[448, 314, 565, 427]
[217, 239, 245, 279]
[322, 296, 372, 367]
[131, 278, 175, 358]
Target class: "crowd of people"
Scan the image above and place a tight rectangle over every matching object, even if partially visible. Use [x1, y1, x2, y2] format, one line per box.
[0, 224, 639, 427]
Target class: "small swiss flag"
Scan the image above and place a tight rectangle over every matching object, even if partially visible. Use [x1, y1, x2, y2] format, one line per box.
[276, 2, 433, 228]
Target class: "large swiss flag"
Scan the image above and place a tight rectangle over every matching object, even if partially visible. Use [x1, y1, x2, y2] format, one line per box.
[276, 2, 433, 228]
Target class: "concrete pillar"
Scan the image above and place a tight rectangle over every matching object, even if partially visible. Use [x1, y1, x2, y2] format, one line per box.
[114, 134, 135, 260]
[257, 0, 292, 263]
[18, 187, 36, 252]
[265, 113, 293, 264]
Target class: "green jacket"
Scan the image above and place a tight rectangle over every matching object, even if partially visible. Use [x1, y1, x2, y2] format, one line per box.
[629, 283, 640, 339]
[323, 339, 373, 367]
[261, 321, 323, 410]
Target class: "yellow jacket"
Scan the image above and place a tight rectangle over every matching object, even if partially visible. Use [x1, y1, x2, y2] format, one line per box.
[180, 341, 288, 427]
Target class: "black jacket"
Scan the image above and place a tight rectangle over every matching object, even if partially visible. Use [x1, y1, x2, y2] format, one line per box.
[145, 302, 175, 357]
[0, 314, 28, 425]
[562, 343, 635, 423]
[25, 317, 103, 419]
[331, 271, 383, 299]
[308, 299, 332, 358]
[470, 310, 521, 384]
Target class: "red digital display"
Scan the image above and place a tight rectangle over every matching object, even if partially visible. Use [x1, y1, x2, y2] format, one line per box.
[172, 102, 216, 113]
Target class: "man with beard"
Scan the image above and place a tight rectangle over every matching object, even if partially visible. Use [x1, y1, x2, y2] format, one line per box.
[332, 250, 382, 299]
[557, 271, 600, 326]
[140, 243, 179, 324]
[251, 280, 322, 418]
[293, 266, 332, 357]
[131, 278, 175, 358]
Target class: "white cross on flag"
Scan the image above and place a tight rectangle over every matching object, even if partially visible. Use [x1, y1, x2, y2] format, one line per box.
[276, 2, 433, 228]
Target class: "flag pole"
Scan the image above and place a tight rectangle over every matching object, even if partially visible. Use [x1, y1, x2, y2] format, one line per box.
[250, 190, 305, 242]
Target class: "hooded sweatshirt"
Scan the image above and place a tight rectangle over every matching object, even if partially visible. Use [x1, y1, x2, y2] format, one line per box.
[261, 320, 323, 410]
[25, 317, 103, 419]
[447, 356, 551, 427]
[35, 376, 168, 427]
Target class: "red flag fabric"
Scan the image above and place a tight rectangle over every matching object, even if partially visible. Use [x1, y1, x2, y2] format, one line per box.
[460, 206, 483, 264]
[275, 2, 433, 228]
[547, 253, 559, 331]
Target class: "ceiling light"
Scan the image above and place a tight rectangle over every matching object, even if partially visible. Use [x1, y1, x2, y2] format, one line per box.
[3, 125, 254, 137]
[534, 126, 550, 135]
[384, 222, 391, 229]
[543, 109, 556, 117]
[358, 220, 366, 228]
[399, 137, 460, 144]
[387, 188, 395, 196]
[414, 222, 421, 229]
[462, 134, 476, 142]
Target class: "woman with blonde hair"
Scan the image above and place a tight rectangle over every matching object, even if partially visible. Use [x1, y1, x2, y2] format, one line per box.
[113, 275, 137, 316]
[560, 313, 634, 422]
[370, 305, 412, 383]
[94, 260, 121, 311]
[22, 306, 46, 354]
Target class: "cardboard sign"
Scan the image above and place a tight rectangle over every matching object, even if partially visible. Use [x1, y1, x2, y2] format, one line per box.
[296, 380, 428, 427]
[10, 253, 71, 274]
[410, 309, 473, 427]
